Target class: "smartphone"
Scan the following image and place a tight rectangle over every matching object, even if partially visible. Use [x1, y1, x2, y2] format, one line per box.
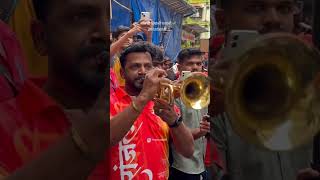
[140, 12, 151, 21]
[181, 71, 191, 81]
[222, 30, 259, 61]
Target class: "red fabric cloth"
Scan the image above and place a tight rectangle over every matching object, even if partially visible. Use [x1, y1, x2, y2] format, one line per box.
[204, 138, 223, 169]
[109, 87, 180, 180]
[0, 20, 108, 179]
[210, 34, 225, 63]
[211, 34, 225, 50]
[0, 20, 27, 101]
[176, 71, 180, 80]
[299, 33, 313, 46]
[110, 68, 118, 94]
[0, 79, 69, 175]
[0, 78, 109, 179]
[204, 138, 211, 166]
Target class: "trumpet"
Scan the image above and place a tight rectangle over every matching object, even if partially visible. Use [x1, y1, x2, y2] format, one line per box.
[157, 72, 210, 110]
[210, 32, 320, 151]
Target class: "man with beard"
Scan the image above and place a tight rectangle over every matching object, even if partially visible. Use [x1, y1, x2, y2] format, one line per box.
[0, 0, 151, 179]
[210, 0, 312, 180]
[110, 42, 195, 180]
[169, 48, 210, 180]
[111, 22, 152, 87]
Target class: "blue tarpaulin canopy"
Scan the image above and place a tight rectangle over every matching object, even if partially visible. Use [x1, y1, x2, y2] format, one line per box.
[111, 0, 132, 32]
[111, 0, 195, 62]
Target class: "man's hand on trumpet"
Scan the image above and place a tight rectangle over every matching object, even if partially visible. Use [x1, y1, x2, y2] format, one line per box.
[138, 68, 167, 102]
[154, 98, 179, 126]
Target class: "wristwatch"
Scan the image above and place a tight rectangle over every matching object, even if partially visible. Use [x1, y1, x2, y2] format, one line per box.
[169, 116, 182, 128]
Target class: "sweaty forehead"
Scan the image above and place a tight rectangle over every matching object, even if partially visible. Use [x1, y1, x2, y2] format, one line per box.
[127, 52, 152, 63]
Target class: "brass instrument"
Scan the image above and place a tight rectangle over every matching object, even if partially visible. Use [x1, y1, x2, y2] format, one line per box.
[158, 72, 210, 110]
[211, 33, 320, 151]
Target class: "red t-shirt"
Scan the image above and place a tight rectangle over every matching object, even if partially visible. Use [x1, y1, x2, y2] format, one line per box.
[0, 19, 110, 179]
[0, 79, 69, 175]
[0, 20, 27, 101]
[110, 87, 179, 180]
[0, 79, 108, 179]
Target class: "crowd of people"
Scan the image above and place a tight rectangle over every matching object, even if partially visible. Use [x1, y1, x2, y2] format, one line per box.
[109, 16, 212, 179]
[0, 0, 319, 180]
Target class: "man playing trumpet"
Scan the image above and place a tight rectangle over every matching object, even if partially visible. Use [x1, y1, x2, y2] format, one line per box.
[109, 41, 194, 180]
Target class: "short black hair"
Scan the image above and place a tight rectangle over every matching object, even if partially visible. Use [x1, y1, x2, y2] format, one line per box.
[33, 0, 51, 22]
[119, 42, 157, 68]
[113, 26, 130, 39]
[177, 48, 203, 64]
[152, 46, 164, 62]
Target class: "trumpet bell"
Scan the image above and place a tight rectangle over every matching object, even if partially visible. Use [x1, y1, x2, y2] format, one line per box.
[158, 72, 210, 109]
[181, 72, 210, 110]
[225, 33, 320, 151]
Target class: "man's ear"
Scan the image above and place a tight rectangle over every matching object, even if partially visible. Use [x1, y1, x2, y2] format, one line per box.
[31, 20, 48, 56]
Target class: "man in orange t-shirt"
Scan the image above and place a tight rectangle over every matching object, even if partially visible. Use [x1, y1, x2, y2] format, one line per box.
[109, 42, 195, 180]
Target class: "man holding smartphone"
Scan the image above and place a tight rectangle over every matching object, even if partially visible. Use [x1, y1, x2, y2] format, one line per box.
[111, 19, 154, 88]
[169, 48, 211, 180]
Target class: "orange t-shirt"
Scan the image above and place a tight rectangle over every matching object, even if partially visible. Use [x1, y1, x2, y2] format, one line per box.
[110, 87, 174, 180]
[0, 79, 108, 179]
[0, 20, 108, 179]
